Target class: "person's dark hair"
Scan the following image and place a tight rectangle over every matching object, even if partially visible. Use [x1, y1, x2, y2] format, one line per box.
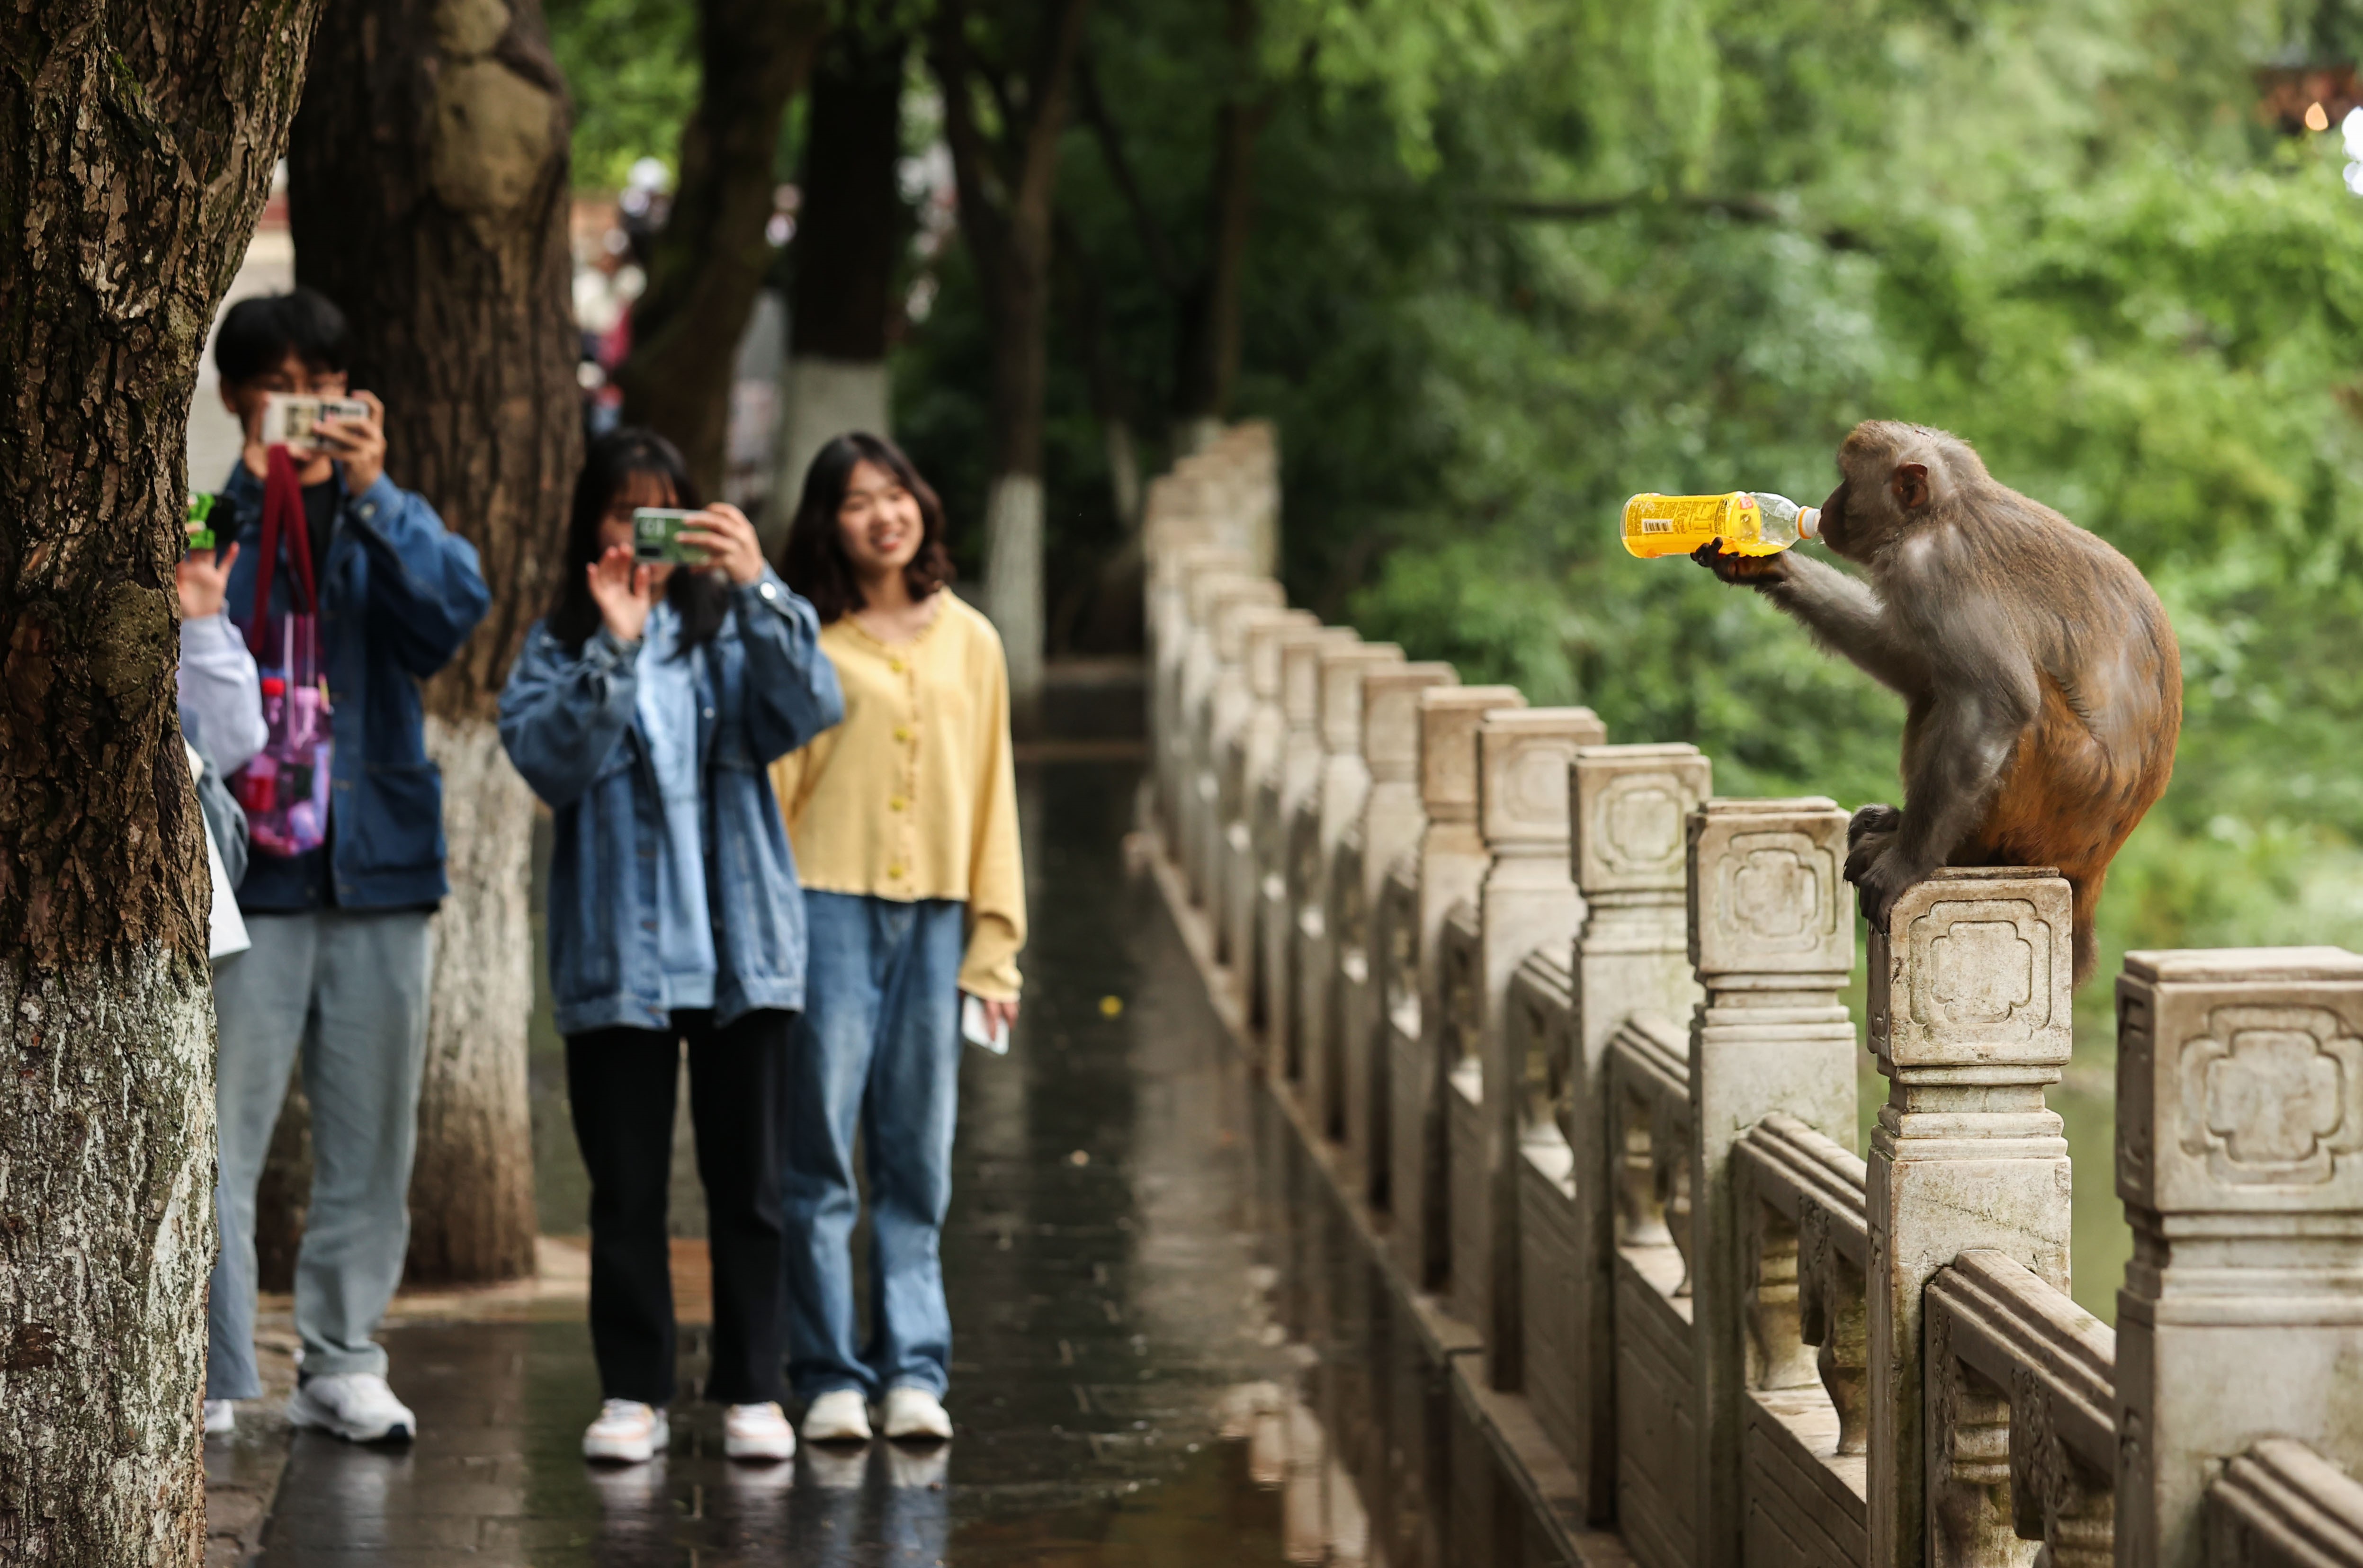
[215, 287, 352, 385]
[547, 427, 731, 654]
[777, 433, 953, 623]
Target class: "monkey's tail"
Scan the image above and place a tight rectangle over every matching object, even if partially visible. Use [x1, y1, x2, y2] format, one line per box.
[2070, 870, 2102, 990]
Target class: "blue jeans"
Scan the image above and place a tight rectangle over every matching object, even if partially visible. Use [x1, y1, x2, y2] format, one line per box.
[782, 892, 967, 1400]
[208, 911, 431, 1400]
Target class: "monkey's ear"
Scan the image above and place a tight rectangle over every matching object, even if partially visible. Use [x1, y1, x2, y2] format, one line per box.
[1892, 462, 1932, 511]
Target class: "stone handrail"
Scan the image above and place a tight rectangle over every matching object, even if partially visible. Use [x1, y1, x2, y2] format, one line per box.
[2210, 1440, 2363, 1565]
[1138, 427, 2363, 1568]
[1925, 1249, 2114, 1563]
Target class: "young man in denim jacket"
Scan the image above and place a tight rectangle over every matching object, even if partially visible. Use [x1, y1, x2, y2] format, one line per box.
[206, 288, 489, 1443]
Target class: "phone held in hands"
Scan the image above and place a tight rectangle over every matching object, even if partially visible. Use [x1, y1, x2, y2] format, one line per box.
[961, 995, 1010, 1057]
[187, 492, 217, 553]
[632, 508, 707, 565]
[260, 393, 371, 452]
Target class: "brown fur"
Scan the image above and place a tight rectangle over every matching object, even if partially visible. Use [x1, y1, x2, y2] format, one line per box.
[1695, 420, 2181, 984]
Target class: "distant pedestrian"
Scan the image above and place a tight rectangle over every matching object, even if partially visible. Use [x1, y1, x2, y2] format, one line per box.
[207, 287, 489, 1445]
[176, 514, 262, 977]
[771, 433, 1026, 1446]
[500, 428, 843, 1466]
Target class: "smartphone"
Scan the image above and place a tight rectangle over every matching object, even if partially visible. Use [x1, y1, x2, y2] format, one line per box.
[260, 393, 371, 452]
[961, 995, 1010, 1057]
[186, 492, 217, 553]
[632, 508, 708, 565]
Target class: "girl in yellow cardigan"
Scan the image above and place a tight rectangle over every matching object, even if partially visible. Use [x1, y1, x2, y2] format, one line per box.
[770, 433, 1024, 1446]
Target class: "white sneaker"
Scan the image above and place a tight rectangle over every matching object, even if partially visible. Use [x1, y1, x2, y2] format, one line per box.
[203, 1400, 236, 1436]
[802, 1388, 873, 1444]
[287, 1372, 416, 1444]
[582, 1399, 671, 1464]
[723, 1401, 797, 1461]
[882, 1385, 952, 1442]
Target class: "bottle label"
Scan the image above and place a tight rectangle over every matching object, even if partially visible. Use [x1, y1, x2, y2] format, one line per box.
[1619, 492, 1786, 559]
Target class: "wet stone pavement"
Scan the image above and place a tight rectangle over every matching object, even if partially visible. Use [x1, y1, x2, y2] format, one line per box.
[254, 760, 1571, 1566]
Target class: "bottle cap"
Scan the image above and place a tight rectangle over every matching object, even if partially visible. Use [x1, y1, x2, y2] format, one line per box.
[261, 677, 286, 697]
[1798, 506, 1821, 540]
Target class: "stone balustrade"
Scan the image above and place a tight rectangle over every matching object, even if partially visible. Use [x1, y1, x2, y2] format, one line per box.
[1137, 430, 2363, 1568]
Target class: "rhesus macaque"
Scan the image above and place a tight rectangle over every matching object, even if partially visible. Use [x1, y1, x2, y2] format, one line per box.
[1694, 420, 2180, 985]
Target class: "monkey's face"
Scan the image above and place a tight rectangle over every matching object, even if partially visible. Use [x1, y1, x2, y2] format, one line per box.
[1817, 461, 1933, 564]
[1823, 420, 1958, 566]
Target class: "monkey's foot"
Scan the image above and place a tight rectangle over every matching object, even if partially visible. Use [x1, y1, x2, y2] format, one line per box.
[1847, 803, 1901, 850]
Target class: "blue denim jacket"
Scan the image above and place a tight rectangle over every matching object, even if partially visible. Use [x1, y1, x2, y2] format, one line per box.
[498, 571, 844, 1034]
[219, 462, 490, 910]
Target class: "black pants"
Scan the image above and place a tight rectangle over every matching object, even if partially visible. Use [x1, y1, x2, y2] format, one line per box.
[565, 1009, 789, 1407]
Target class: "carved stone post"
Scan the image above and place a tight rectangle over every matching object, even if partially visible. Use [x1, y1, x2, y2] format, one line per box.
[1688, 797, 1861, 1568]
[1151, 546, 1250, 842]
[1466, 707, 1603, 1384]
[1863, 868, 2074, 1568]
[1388, 684, 1523, 1289]
[1201, 599, 1298, 944]
[1223, 610, 1318, 986]
[1258, 626, 1359, 1078]
[1347, 664, 1457, 1195]
[1564, 743, 1710, 1517]
[2113, 945, 2363, 1568]
[1181, 574, 1284, 905]
[1298, 643, 1404, 1128]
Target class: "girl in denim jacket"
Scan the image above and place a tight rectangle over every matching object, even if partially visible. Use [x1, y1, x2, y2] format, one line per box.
[499, 429, 842, 1466]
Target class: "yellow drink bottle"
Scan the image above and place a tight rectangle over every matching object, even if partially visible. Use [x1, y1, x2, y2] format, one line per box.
[1620, 492, 1821, 559]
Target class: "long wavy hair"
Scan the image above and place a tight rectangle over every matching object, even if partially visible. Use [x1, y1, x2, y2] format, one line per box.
[776, 432, 953, 624]
[546, 427, 730, 654]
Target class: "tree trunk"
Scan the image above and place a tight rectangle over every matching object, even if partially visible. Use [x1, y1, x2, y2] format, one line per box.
[766, 16, 905, 548]
[930, 0, 1094, 718]
[286, 0, 580, 1285]
[617, 0, 829, 500]
[982, 262, 1053, 711]
[1173, 0, 1265, 446]
[0, 3, 323, 1559]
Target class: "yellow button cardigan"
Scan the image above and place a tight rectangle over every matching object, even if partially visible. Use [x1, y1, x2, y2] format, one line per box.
[769, 593, 1026, 1000]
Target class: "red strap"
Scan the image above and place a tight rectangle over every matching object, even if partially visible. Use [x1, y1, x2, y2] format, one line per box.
[245, 446, 320, 655]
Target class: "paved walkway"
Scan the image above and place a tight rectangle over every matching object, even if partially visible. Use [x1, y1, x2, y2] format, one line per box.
[241, 761, 1568, 1565]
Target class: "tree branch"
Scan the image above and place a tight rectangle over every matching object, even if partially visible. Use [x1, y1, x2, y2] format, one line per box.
[1076, 49, 1186, 296]
[1491, 190, 1872, 251]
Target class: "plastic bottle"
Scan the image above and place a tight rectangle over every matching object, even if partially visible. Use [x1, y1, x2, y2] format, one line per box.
[1619, 492, 1822, 559]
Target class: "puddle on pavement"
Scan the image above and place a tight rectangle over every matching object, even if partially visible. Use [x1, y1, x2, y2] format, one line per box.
[260, 762, 1569, 1566]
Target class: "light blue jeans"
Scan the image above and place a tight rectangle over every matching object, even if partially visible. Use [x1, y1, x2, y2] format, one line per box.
[207, 910, 431, 1400]
[782, 892, 966, 1400]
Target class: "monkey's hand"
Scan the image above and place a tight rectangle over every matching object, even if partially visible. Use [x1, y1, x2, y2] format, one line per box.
[1847, 803, 1902, 853]
[1692, 539, 1790, 588]
[1846, 835, 1935, 934]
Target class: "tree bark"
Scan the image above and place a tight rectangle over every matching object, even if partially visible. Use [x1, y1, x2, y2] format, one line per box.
[0, 2, 324, 1559]
[1171, 0, 1265, 439]
[286, 0, 580, 1285]
[616, 0, 829, 500]
[930, 0, 1095, 715]
[767, 14, 906, 547]
[1079, 0, 1270, 448]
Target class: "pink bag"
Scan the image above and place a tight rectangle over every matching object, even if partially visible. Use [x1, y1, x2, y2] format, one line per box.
[229, 447, 335, 858]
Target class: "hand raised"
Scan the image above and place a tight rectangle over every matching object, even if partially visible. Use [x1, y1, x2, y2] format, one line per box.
[588, 544, 655, 645]
[320, 391, 387, 495]
[176, 541, 240, 620]
[673, 502, 766, 586]
[1692, 539, 1790, 588]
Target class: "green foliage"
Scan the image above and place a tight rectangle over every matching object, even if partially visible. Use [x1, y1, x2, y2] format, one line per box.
[546, 0, 698, 190]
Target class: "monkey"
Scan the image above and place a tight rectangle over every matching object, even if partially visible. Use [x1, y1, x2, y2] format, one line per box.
[1692, 420, 2180, 986]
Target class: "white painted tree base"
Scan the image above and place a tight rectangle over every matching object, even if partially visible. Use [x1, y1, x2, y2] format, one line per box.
[411, 714, 538, 1283]
[0, 948, 214, 1559]
[984, 471, 1046, 710]
[765, 356, 891, 550]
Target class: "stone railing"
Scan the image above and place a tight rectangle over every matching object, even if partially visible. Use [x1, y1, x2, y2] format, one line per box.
[1141, 432, 2363, 1568]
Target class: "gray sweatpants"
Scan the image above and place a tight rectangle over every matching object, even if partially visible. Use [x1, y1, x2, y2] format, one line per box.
[207, 909, 431, 1400]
